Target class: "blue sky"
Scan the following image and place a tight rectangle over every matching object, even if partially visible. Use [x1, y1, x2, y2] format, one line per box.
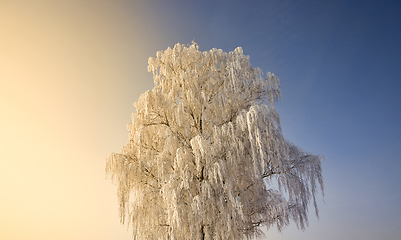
[136, 0, 401, 239]
[1, 0, 400, 239]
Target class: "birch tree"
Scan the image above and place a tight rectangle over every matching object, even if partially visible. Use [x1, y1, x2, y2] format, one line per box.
[106, 42, 324, 240]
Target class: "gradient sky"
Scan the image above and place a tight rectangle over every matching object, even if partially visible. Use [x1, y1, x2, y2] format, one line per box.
[1, 0, 400, 239]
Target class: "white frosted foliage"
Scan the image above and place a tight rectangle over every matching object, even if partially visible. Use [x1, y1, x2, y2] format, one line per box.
[106, 42, 324, 240]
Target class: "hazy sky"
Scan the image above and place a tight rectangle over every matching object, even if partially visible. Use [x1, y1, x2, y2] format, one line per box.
[1, 0, 400, 239]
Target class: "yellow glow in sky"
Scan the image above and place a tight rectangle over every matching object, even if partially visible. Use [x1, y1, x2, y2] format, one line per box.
[0, 1, 162, 239]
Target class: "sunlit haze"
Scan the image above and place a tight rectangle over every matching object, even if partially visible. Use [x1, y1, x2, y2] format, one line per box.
[1, 0, 400, 240]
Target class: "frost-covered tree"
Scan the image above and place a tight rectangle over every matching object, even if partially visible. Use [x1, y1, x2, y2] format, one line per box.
[106, 42, 324, 240]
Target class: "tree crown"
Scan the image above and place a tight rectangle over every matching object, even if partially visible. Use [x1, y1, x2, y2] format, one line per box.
[106, 42, 324, 240]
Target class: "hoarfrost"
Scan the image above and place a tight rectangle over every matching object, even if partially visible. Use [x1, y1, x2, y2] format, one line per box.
[106, 42, 324, 240]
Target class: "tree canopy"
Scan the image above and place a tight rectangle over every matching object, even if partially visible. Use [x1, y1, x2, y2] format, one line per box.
[106, 42, 324, 240]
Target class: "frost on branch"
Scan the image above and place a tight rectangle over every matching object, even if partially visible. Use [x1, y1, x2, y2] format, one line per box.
[106, 42, 324, 240]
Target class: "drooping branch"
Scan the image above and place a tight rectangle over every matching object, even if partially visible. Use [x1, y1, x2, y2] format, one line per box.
[107, 42, 323, 240]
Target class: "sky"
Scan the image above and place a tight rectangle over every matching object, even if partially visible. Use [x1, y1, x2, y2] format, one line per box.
[0, 0, 400, 239]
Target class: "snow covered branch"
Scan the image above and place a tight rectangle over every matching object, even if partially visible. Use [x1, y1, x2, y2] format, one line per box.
[106, 42, 324, 240]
